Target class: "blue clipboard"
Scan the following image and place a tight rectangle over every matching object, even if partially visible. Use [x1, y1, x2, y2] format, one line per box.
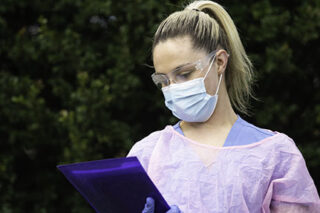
[57, 156, 170, 213]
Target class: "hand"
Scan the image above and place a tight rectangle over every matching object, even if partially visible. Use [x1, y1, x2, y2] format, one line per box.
[142, 197, 181, 213]
[166, 205, 181, 213]
[142, 197, 154, 213]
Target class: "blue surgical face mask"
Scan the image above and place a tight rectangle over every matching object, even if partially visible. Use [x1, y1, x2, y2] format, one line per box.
[161, 56, 222, 122]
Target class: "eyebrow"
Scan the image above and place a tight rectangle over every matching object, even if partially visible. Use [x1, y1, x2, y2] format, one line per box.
[156, 63, 191, 75]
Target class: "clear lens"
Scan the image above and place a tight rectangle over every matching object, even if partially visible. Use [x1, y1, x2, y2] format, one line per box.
[151, 73, 169, 89]
[173, 64, 197, 83]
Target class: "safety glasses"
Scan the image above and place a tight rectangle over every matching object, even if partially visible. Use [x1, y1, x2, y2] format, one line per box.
[151, 50, 217, 89]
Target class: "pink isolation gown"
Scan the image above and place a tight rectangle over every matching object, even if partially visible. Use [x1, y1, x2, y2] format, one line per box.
[127, 125, 320, 213]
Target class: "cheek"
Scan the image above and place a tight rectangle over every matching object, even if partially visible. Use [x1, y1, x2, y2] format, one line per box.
[204, 68, 219, 96]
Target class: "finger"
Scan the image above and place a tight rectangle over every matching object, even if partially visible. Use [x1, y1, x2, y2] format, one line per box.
[166, 205, 181, 213]
[142, 197, 155, 213]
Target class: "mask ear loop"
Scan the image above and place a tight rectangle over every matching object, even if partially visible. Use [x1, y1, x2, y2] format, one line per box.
[203, 54, 223, 95]
[204, 54, 216, 79]
[215, 73, 223, 95]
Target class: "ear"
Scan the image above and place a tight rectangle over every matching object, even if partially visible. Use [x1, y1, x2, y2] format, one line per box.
[215, 49, 229, 75]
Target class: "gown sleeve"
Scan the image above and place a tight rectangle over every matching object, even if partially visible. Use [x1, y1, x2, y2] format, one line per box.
[126, 131, 160, 172]
[262, 135, 320, 213]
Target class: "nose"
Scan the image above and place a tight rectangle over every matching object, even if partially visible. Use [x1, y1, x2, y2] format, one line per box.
[168, 78, 176, 85]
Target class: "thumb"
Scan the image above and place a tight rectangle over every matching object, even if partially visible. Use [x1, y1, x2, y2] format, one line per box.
[142, 197, 155, 213]
[166, 205, 181, 213]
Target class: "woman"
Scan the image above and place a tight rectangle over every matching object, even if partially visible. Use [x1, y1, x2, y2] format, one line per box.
[127, 1, 320, 212]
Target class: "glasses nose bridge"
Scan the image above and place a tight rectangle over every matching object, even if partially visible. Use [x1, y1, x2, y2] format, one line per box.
[168, 78, 175, 85]
[166, 73, 176, 85]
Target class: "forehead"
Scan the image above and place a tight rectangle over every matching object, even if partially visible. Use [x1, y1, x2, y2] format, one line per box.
[152, 36, 207, 74]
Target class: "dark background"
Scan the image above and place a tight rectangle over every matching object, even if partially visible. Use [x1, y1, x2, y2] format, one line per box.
[0, 0, 319, 212]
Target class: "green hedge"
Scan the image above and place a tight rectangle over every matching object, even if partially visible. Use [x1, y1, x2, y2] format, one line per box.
[1, 0, 319, 212]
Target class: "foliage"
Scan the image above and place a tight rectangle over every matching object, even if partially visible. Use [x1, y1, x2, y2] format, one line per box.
[0, 0, 319, 212]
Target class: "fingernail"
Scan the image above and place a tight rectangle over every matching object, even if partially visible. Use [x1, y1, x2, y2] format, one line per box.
[146, 197, 151, 207]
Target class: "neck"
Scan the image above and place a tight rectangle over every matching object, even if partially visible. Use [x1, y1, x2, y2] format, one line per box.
[181, 83, 237, 132]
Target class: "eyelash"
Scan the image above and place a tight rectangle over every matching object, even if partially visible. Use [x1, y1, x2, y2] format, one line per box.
[181, 72, 191, 76]
[177, 72, 192, 79]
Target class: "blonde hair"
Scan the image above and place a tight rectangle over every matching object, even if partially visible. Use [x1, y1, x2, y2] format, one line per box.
[152, 0, 255, 115]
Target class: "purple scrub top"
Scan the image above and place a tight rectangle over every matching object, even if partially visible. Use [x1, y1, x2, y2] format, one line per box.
[173, 115, 275, 146]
